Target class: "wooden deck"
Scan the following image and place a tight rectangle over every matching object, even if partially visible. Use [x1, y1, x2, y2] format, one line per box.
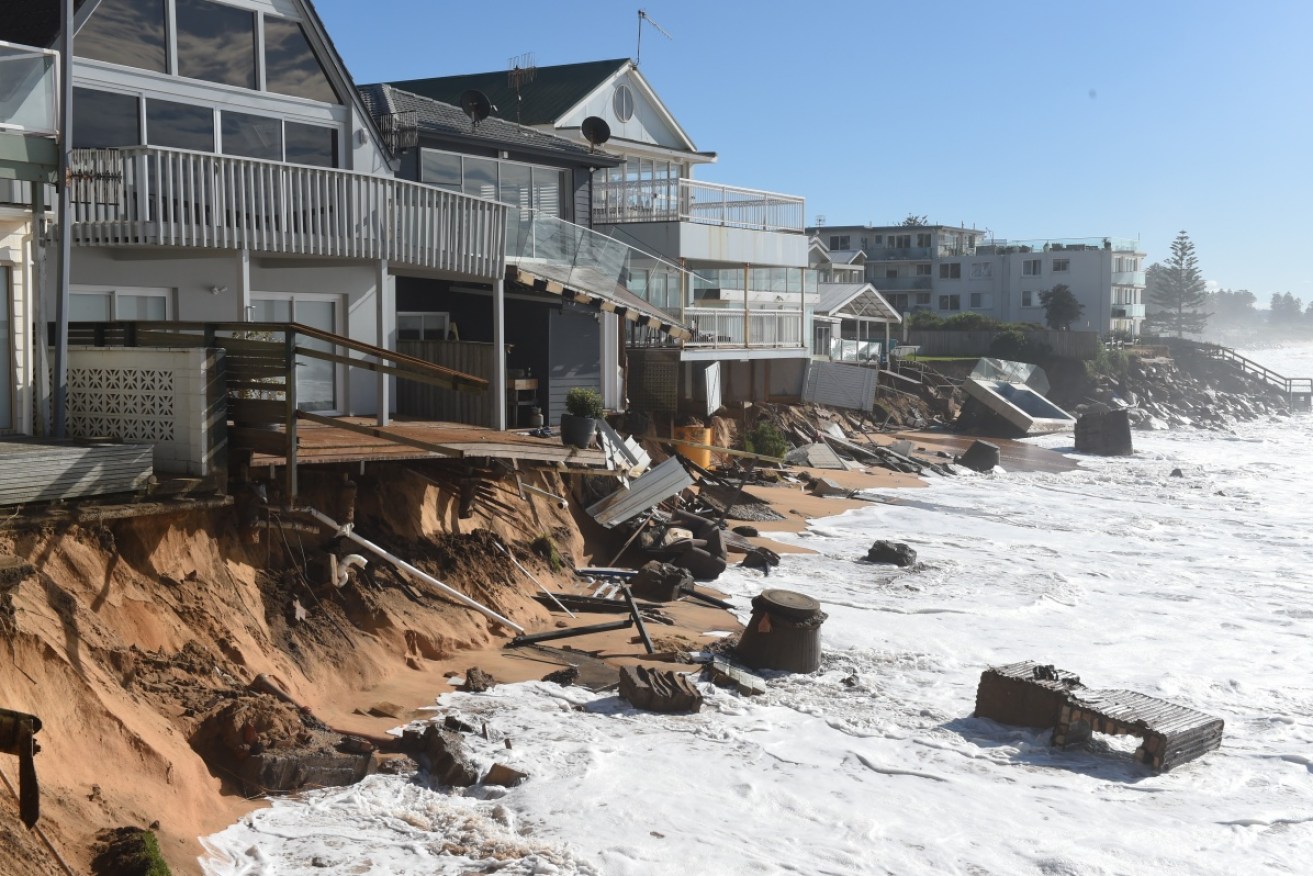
[0, 439, 155, 507]
[248, 417, 608, 468]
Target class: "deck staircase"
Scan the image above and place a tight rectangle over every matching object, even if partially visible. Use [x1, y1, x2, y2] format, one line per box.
[1188, 342, 1312, 410]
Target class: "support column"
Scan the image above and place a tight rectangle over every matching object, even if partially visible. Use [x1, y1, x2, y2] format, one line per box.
[376, 259, 391, 426]
[52, 0, 74, 438]
[492, 276, 506, 430]
[236, 248, 251, 320]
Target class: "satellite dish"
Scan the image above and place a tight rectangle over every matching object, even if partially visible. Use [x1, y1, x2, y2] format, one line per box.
[459, 90, 492, 130]
[581, 116, 611, 152]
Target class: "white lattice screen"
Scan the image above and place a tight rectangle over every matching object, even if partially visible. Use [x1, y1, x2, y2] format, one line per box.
[67, 366, 176, 442]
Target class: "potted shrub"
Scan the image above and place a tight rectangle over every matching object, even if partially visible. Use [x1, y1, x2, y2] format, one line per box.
[560, 387, 603, 448]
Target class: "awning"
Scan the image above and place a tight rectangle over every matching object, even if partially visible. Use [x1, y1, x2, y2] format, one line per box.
[507, 265, 693, 341]
[816, 283, 903, 323]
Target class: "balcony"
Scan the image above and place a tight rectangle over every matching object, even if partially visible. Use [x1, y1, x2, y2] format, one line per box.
[872, 276, 932, 291]
[593, 177, 804, 233]
[683, 305, 805, 349]
[984, 236, 1142, 253]
[1112, 304, 1146, 319]
[1112, 271, 1146, 286]
[0, 41, 58, 136]
[66, 146, 506, 278]
[867, 246, 933, 261]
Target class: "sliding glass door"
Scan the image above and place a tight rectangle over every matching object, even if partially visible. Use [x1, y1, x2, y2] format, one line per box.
[250, 294, 339, 412]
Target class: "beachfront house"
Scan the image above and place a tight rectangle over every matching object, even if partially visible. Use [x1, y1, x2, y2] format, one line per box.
[356, 83, 691, 426]
[385, 59, 814, 415]
[809, 221, 1147, 338]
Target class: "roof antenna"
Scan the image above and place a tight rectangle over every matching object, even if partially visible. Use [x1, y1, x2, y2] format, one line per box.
[636, 9, 672, 67]
[507, 52, 537, 125]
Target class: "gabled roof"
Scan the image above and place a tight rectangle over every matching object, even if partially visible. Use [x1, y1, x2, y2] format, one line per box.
[358, 84, 621, 167]
[828, 250, 866, 265]
[817, 283, 902, 323]
[386, 59, 633, 128]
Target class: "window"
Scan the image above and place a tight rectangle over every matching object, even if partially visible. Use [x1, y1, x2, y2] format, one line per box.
[398, 312, 451, 341]
[939, 294, 961, 311]
[916, 233, 931, 248]
[146, 98, 214, 151]
[613, 84, 635, 122]
[1022, 290, 1035, 307]
[829, 235, 850, 250]
[969, 292, 990, 308]
[1053, 258, 1070, 273]
[886, 293, 909, 312]
[938, 262, 961, 279]
[222, 111, 282, 161]
[285, 122, 337, 167]
[251, 295, 338, 412]
[1023, 259, 1041, 276]
[885, 269, 898, 279]
[970, 261, 993, 280]
[420, 149, 567, 216]
[915, 292, 931, 305]
[872, 235, 883, 245]
[421, 151, 462, 191]
[73, 88, 141, 148]
[462, 157, 498, 199]
[892, 234, 911, 249]
[75, 0, 167, 73]
[70, 287, 172, 321]
[916, 264, 932, 276]
[264, 17, 340, 104]
[176, 0, 256, 89]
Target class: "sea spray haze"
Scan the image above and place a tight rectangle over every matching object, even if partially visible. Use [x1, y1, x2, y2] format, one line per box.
[202, 346, 1313, 876]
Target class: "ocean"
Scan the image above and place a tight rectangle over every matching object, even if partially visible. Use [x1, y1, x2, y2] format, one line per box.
[201, 345, 1313, 876]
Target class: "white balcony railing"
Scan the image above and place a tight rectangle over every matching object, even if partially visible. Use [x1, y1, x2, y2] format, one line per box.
[684, 306, 805, 349]
[66, 146, 507, 278]
[593, 177, 805, 233]
[0, 41, 58, 136]
[1112, 270, 1146, 286]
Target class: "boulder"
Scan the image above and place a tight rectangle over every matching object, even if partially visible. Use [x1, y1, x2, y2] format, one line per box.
[1074, 408, 1134, 456]
[865, 540, 917, 567]
[414, 726, 480, 787]
[630, 561, 693, 602]
[956, 440, 1001, 473]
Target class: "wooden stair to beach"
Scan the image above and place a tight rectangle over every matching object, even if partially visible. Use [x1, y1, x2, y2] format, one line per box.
[1191, 342, 1313, 409]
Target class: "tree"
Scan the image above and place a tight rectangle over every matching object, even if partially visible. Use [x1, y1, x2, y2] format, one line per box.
[1205, 288, 1259, 328]
[1039, 283, 1083, 330]
[1269, 292, 1305, 327]
[1148, 230, 1210, 336]
[900, 214, 928, 227]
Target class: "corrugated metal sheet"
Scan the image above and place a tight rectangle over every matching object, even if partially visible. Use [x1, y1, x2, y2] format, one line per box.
[0, 440, 153, 506]
[586, 455, 693, 529]
[802, 361, 878, 412]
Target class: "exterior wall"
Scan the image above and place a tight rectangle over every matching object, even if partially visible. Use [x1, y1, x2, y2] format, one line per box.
[65, 345, 227, 477]
[0, 210, 36, 435]
[547, 304, 601, 425]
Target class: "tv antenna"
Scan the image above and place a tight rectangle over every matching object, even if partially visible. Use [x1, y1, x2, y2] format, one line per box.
[636, 9, 672, 66]
[507, 52, 537, 125]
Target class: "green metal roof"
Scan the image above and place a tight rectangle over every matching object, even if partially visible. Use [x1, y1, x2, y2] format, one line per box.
[383, 58, 631, 127]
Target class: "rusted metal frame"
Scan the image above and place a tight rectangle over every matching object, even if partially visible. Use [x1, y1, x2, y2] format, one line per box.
[295, 410, 463, 458]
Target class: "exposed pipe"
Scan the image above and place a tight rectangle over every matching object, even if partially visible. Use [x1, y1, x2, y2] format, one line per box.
[516, 479, 567, 509]
[300, 507, 525, 634]
[333, 553, 369, 588]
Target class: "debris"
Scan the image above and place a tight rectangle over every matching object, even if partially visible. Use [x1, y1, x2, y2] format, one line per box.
[734, 589, 828, 673]
[507, 618, 634, 648]
[618, 665, 704, 713]
[732, 525, 760, 537]
[864, 540, 917, 567]
[337, 736, 376, 755]
[629, 561, 693, 602]
[483, 763, 529, 787]
[807, 477, 852, 498]
[974, 661, 1084, 729]
[366, 702, 405, 719]
[443, 715, 476, 734]
[785, 443, 847, 470]
[740, 547, 779, 574]
[1170, 467, 1184, 478]
[0, 707, 41, 828]
[413, 726, 481, 787]
[541, 666, 580, 687]
[956, 440, 1001, 473]
[1074, 408, 1134, 456]
[705, 658, 768, 696]
[459, 668, 497, 693]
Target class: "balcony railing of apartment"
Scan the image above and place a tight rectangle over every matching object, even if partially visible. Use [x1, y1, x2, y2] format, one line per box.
[683, 305, 804, 349]
[691, 266, 818, 298]
[0, 41, 58, 135]
[65, 146, 507, 278]
[872, 276, 932, 291]
[982, 236, 1142, 253]
[1112, 270, 1147, 286]
[820, 338, 882, 363]
[866, 246, 934, 261]
[592, 177, 805, 233]
[1112, 304, 1146, 319]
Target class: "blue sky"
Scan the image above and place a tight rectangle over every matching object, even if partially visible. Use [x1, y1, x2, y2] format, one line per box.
[316, 0, 1313, 300]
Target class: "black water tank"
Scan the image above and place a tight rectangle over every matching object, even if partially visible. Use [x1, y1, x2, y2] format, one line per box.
[734, 589, 827, 673]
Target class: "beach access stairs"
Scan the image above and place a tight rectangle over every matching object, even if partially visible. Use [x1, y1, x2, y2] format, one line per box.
[1193, 343, 1312, 409]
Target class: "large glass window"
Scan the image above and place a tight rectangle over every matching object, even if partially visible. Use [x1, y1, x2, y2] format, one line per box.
[222, 111, 282, 161]
[420, 148, 566, 216]
[284, 122, 336, 167]
[176, 0, 256, 89]
[146, 98, 214, 151]
[421, 151, 462, 191]
[264, 18, 340, 104]
[462, 157, 497, 199]
[73, 88, 141, 148]
[499, 162, 532, 210]
[74, 0, 167, 73]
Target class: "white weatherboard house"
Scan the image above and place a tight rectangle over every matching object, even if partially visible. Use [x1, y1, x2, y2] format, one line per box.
[3, 0, 509, 446]
[390, 59, 814, 413]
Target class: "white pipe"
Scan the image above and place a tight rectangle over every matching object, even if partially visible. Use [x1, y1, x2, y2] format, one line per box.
[517, 479, 568, 509]
[493, 540, 576, 619]
[301, 507, 525, 634]
[334, 553, 369, 588]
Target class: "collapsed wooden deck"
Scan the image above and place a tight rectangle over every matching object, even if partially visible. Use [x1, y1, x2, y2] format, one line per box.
[0, 439, 154, 506]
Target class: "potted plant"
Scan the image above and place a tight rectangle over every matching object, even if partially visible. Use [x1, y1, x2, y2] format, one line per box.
[560, 387, 603, 448]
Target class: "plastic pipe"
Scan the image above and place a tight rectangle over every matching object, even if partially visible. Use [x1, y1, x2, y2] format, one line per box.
[301, 507, 525, 634]
[333, 553, 369, 588]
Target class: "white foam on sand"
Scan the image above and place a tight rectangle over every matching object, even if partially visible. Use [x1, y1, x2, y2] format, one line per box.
[201, 346, 1313, 875]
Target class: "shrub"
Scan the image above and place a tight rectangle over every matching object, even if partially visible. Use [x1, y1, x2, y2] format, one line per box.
[988, 329, 1051, 364]
[943, 312, 1000, 331]
[564, 387, 604, 419]
[907, 310, 943, 330]
[530, 535, 565, 573]
[744, 422, 788, 459]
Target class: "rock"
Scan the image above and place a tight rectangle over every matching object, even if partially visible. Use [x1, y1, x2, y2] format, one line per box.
[459, 668, 496, 693]
[1074, 408, 1134, 456]
[740, 548, 779, 573]
[618, 665, 704, 713]
[1170, 468, 1184, 478]
[541, 665, 579, 687]
[443, 715, 476, 734]
[732, 525, 760, 538]
[630, 561, 693, 602]
[415, 726, 480, 787]
[865, 540, 917, 567]
[366, 701, 405, 719]
[956, 440, 1001, 473]
[482, 763, 529, 787]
